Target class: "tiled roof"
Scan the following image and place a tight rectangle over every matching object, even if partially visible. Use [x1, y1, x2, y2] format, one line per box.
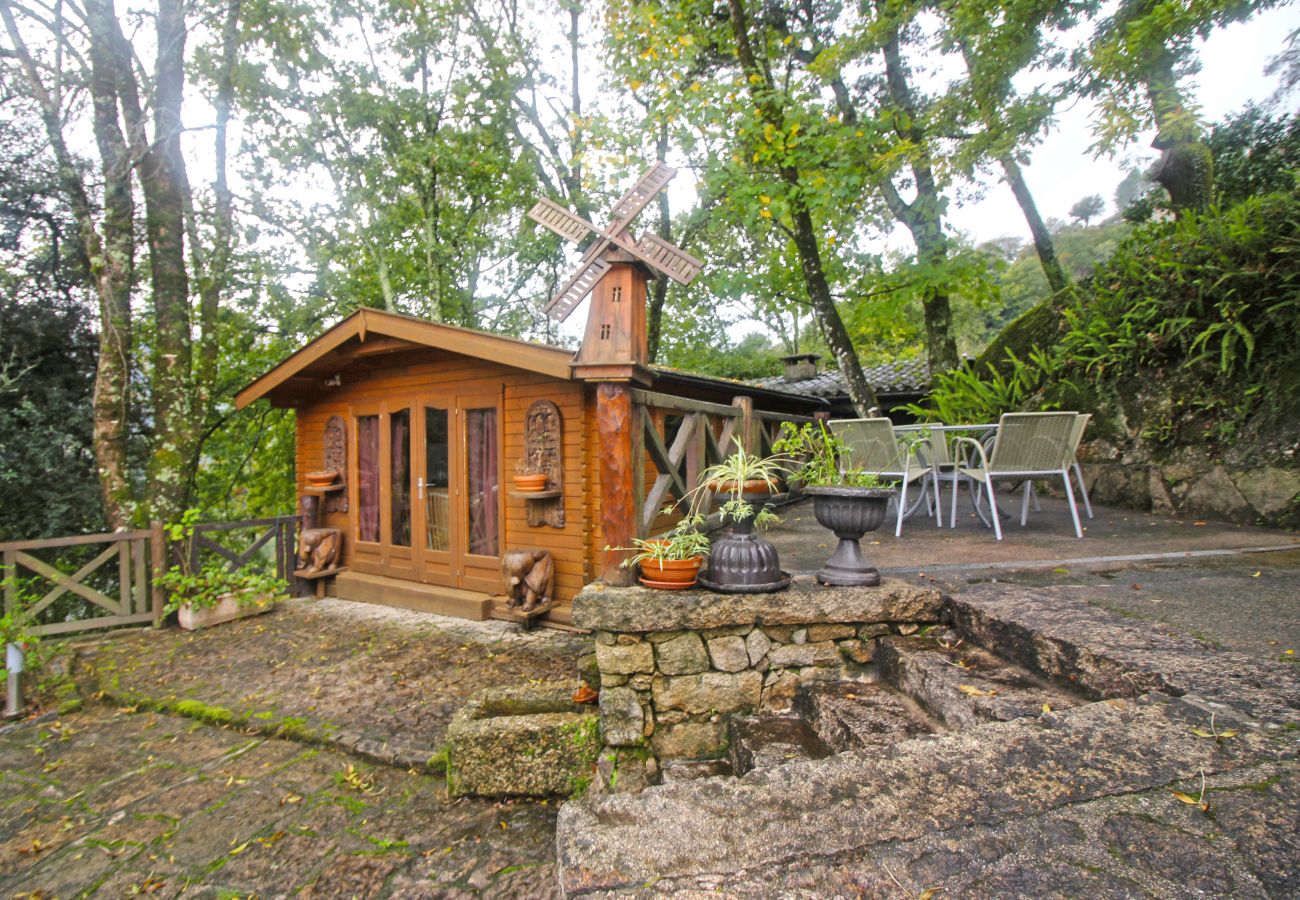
[753, 358, 930, 398]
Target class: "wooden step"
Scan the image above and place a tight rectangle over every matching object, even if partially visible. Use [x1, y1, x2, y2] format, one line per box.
[330, 571, 492, 620]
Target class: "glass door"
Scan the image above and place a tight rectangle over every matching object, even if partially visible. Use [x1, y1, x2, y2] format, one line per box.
[352, 400, 417, 581]
[455, 393, 503, 593]
[415, 401, 454, 587]
[412, 391, 503, 592]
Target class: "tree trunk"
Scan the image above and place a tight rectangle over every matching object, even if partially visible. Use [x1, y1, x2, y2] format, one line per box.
[3, 0, 136, 528]
[1000, 156, 1069, 295]
[879, 19, 959, 375]
[140, 0, 198, 524]
[1146, 52, 1213, 214]
[647, 123, 670, 363]
[726, 0, 878, 416]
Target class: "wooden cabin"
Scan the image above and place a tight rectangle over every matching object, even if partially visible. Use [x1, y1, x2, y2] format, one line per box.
[235, 306, 819, 627]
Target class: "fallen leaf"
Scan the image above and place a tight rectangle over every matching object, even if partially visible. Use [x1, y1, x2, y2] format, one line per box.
[1193, 520, 1207, 526]
[1251, 571, 1262, 577]
[572, 685, 598, 704]
[1130, 583, 1141, 591]
[1171, 790, 1199, 805]
[897, 624, 919, 636]
[958, 684, 996, 697]
[1042, 703, 1052, 714]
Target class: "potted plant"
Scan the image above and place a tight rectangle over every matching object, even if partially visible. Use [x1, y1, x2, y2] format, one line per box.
[686, 442, 790, 593]
[513, 457, 549, 492]
[772, 421, 892, 586]
[155, 511, 289, 630]
[612, 516, 711, 589]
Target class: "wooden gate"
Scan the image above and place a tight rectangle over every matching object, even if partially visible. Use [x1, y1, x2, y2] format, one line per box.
[1, 525, 165, 635]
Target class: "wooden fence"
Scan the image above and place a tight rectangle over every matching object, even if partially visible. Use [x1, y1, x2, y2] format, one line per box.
[632, 389, 815, 536]
[0, 515, 299, 638]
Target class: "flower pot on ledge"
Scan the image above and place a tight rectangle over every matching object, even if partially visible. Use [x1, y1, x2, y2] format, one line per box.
[178, 591, 276, 631]
[513, 473, 549, 492]
[637, 555, 703, 590]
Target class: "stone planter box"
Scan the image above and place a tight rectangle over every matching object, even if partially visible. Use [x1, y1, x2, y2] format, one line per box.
[447, 682, 600, 798]
[573, 577, 945, 764]
[178, 591, 276, 631]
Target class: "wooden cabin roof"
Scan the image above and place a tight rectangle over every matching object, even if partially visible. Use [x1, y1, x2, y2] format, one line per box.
[235, 308, 577, 409]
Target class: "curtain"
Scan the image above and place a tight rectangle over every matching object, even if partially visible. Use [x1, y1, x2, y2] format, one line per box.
[357, 415, 380, 542]
[466, 408, 499, 556]
[390, 409, 410, 546]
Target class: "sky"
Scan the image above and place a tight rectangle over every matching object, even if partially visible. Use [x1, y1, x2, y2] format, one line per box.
[945, 4, 1300, 246]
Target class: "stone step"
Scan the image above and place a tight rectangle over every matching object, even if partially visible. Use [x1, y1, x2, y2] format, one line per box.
[792, 681, 937, 754]
[876, 634, 1083, 731]
[728, 714, 834, 776]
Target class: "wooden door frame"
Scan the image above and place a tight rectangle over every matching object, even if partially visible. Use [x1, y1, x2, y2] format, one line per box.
[348, 399, 419, 580]
[413, 397, 456, 588]
[454, 388, 505, 594]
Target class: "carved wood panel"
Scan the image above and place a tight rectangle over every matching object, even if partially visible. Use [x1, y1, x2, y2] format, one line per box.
[323, 415, 348, 513]
[523, 399, 564, 528]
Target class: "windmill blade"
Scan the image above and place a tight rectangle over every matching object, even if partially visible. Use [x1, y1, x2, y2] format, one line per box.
[606, 162, 676, 233]
[635, 233, 704, 285]
[528, 198, 595, 245]
[544, 256, 611, 322]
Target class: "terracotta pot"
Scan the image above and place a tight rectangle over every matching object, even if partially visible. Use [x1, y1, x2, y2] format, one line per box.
[712, 478, 776, 495]
[304, 469, 339, 487]
[637, 556, 703, 590]
[513, 474, 549, 492]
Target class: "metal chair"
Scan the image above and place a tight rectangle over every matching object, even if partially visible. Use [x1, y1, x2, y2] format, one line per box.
[952, 412, 1084, 540]
[1067, 413, 1094, 519]
[830, 418, 932, 537]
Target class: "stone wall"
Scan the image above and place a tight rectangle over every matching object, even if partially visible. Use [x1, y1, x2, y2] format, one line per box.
[1080, 459, 1300, 527]
[572, 579, 945, 763]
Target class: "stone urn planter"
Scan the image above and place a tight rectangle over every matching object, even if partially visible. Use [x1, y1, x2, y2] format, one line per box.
[699, 505, 789, 593]
[804, 486, 894, 587]
[178, 590, 276, 631]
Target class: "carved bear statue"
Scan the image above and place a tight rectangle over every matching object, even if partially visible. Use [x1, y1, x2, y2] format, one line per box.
[500, 549, 555, 612]
[297, 495, 342, 576]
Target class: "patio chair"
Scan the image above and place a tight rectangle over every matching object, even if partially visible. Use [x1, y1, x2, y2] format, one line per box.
[829, 418, 932, 537]
[1019, 411, 1094, 520]
[952, 411, 1084, 540]
[1068, 413, 1094, 519]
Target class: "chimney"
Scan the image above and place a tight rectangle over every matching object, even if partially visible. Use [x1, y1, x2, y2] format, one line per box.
[780, 352, 820, 380]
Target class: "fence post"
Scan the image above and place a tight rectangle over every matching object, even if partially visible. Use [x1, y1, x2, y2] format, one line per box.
[3, 549, 13, 615]
[731, 396, 756, 455]
[150, 520, 166, 628]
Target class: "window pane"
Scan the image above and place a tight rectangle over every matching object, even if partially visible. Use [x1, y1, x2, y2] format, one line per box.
[357, 415, 380, 543]
[390, 409, 411, 547]
[424, 407, 449, 552]
[465, 407, 499, 557]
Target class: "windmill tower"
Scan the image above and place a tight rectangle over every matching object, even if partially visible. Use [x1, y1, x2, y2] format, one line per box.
[528, 162, 702, 380]
[528, 163, 703, 582]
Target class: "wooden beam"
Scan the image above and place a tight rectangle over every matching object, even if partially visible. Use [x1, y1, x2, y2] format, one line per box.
[631, 389, 741, 419]
[597, 382, 638, 585]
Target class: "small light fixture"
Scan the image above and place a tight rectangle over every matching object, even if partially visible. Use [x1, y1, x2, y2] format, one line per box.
[325, 374, 341, 387]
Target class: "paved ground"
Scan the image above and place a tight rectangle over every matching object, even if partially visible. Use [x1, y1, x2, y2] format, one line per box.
[0, 708, 563, 897]
[769, 490, 1299, 572]
[0, 498, 1295, 897]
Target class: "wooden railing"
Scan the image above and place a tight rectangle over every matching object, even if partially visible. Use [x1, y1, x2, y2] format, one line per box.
[189, 516, 299, 581]
[1, 525, 165, 636]
[632, 390, 815, 536]
[0, 514, 300, 638]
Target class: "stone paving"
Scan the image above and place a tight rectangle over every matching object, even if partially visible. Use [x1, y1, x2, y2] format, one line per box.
[83, 598, 590, 768]
[0, 708, 563, 897]
[2, 600, 592, 897]
[1, 502, 1297, 897]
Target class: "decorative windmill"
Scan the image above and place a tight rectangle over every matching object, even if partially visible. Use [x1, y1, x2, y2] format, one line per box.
[528, 162, 703, 375]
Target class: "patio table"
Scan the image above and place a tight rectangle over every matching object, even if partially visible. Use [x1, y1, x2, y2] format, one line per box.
[894, 423, 1000, 528]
